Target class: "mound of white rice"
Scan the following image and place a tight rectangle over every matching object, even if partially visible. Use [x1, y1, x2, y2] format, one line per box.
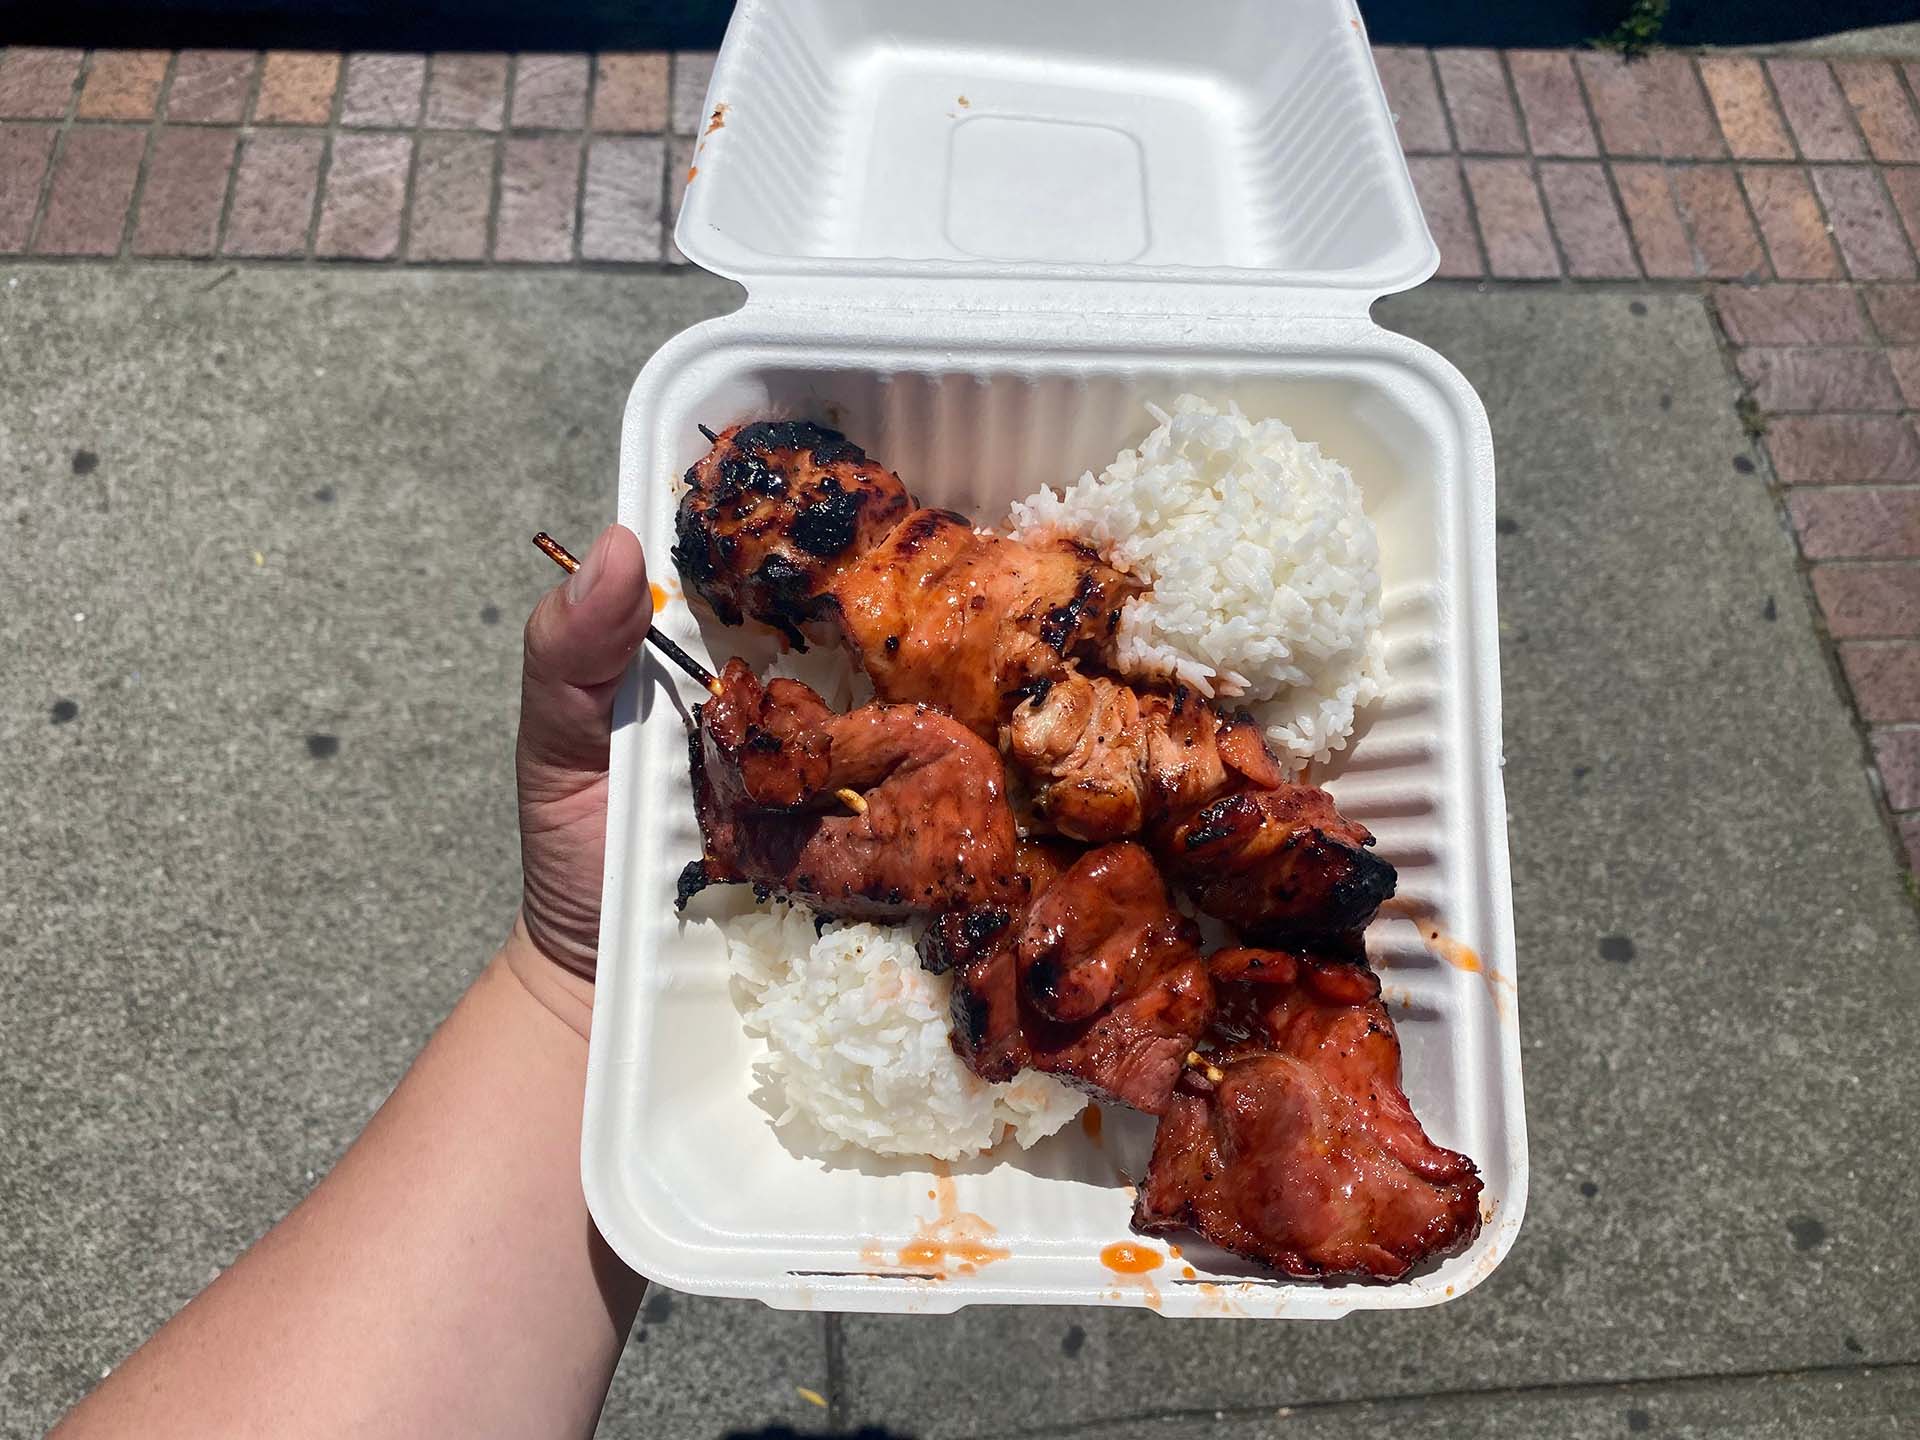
[1008, 394, 1387, 772]
[722, 903, 1084, 1160]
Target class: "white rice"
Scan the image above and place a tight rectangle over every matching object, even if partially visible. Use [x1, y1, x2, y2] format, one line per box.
[721, 903, 1084, 1160]
[1008, 394, 1387, 772]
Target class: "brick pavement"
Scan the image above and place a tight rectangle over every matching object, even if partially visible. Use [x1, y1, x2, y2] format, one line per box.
[6, 41, 1920, 875]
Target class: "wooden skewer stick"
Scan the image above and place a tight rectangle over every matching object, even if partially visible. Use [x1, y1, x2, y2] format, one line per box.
[1185, 1050, 1226, 1085]
[533, 531, 722, 697]
[531, 530, 868, 819]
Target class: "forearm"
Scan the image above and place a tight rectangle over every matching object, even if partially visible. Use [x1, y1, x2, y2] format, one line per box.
[56, 930, 644, 1440]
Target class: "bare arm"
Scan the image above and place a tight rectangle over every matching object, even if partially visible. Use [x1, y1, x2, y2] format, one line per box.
[56, 526, 654, 1440]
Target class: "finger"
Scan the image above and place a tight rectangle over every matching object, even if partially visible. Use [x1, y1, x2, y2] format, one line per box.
[519, 524, 652, 779]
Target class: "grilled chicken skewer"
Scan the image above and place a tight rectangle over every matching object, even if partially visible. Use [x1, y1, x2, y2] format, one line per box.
[669, 423, 1393, 944]
[532, 530, 867, 816]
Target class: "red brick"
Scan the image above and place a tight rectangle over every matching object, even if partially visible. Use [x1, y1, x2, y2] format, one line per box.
[1538, 161, 1634, 276]
[407, 132, 493, 261]
[666, 133, 694, 263]
[0, 47, 83, 118]
[1670, 166, 1766, 279]
[593, 52, 670, 134]
[581, 135, 664, 261]
[1577, 52, 1658, 157]
[1790, 488, 1920, 560]
[510, 54, 588, 130]
[1698, 56, 1794, 161]
[1887, 168, 1920, 255]
[1640, 55, 1724, 159]
[1767, 60, 1865, 161]
[166, 50, 254, 124]
[1506, 50, 1595, 157]
[494, 135, 579, 261]
[1463, 158, 1558, 277]
[1842, 641, 1920, 720]
[1406, 155, 1482, 278]
[1714, 285, 1865, 345]
[1612, 162, 1694, 277]
[0, 123, 54, 251]
[1736, 348, 1902, 413]
[670, 51, 715, 135]
[223, 132, 322, 256]
[314, 132, 411, 258]
[33, 124, 143, 254]
[76, 50, 169, 121]
[1812, 166, 1917, 280]
[1832, 60, 1920, 163]
[131, 126, 235, 256]
[1434, 50, 1523, 154]
[1817, 566, 1920, 639]
[341, 53, 424, 128]
[1740, 167, 1842, 280]
[1891, 347, 1920, 408]
[254, 52, 339, 125]
[1871, 728, 1920, 808]
[1867, 286, 1920, 341]
[1768, 415, 1920, 483]
[424, 53, 506, 131]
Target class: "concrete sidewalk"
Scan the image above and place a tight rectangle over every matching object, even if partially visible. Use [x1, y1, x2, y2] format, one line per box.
[2, 264, 1916, 1438]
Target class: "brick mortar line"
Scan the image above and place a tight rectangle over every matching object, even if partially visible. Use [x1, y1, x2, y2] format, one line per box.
[572, 59, 597, 263]
[485, 60, 518, 262]
[212, 53, 270, 256]
[302, 52, 352, 264]
[392, 59, 430, 262]
[26, 48, 92, 252]
[119, 52, 182, 258]
[1489, 53, 1583, 280]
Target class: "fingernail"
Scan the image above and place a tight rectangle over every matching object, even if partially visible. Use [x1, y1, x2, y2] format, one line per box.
[567, 528, 612, 605]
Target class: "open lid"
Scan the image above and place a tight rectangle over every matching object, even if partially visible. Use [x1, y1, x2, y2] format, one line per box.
[674, 0, 1437, 314]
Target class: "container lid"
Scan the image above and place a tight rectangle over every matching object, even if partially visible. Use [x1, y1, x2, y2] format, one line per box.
[674, 0, 1437, 313]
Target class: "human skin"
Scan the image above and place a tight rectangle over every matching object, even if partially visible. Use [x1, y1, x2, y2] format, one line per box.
[55, 524, 653, 1440]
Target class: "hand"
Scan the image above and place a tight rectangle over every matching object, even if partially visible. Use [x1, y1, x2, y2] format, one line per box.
[509, 525, 653, 1017]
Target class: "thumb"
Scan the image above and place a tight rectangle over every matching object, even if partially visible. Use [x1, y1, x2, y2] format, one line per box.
[519, 524, 653, 779]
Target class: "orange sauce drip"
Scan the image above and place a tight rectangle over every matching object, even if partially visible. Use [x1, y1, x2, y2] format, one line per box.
[649, 581, 670, 612]
[1079, 1107, 1103, 1144]
[1166, 1243, 1182, 1258]
[1181, 1265, 1197, 1280]
[1428, 930, 1482, 973]
[862, 1166, 1009, 1280]
[684, 165, 698, 183]
[705, 103, 728, 134]
[1100, 1243, 1163, 1275]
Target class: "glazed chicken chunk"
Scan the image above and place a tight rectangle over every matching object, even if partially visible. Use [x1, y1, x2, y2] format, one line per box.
[681, 659, 1026, 921]
[1134, 952, 1483, 1280]
[823, 507, 1139, 736]
[924, 844, 1214, 1115]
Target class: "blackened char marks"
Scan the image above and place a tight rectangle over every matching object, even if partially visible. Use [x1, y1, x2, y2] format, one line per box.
[674, 859, 712, 910]
[1038, 568, 1106, 655]
[889, 508, 970, 562]
[790, 476, 866, 558]
[732, 419, 866, 468]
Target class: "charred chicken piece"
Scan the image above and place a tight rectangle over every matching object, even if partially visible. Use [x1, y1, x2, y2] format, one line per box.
[682, 659, 1024, 922]
[1133, 953, 1482, 1281]
[823, 507, 1139, 736]
[1007, 669, 1283, 842]
[674, 421, 1393, 943]
[671, 421, 913, 646]
[927, 844, 1215, 1115]
[1156, 786, 1395, 944]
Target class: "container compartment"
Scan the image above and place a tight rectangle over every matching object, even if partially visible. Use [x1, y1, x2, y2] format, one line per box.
[680, 0, 1433, 291]
[582, 324, 1524, 1317]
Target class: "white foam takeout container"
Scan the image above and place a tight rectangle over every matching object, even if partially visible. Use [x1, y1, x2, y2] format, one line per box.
[583, 0, 1526, 1317]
